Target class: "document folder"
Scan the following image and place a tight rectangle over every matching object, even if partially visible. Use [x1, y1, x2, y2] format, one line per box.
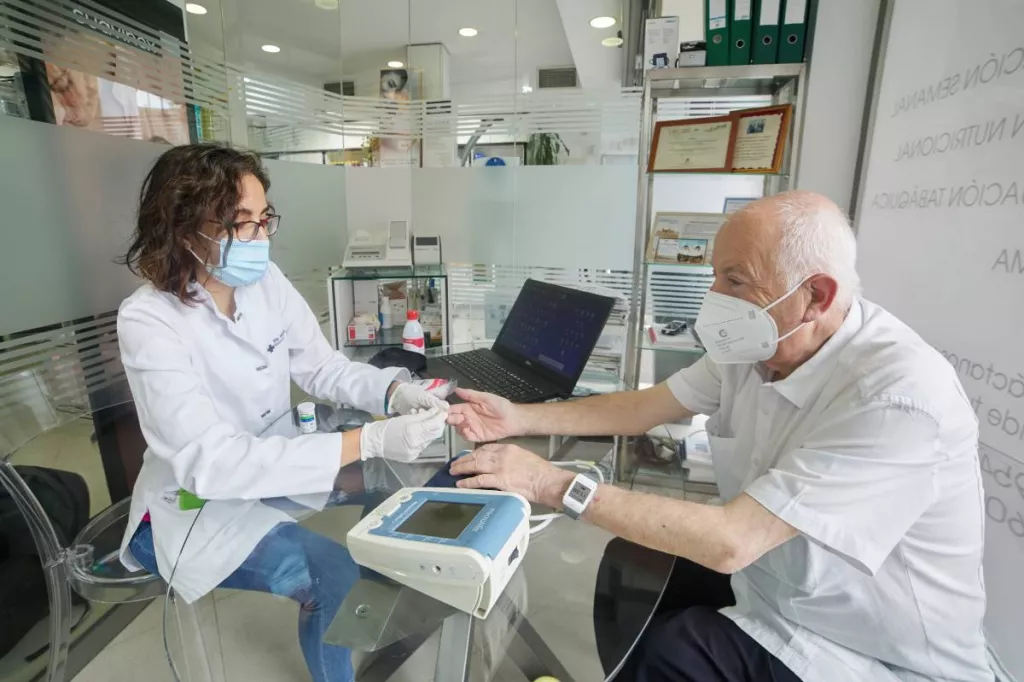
[778, 0, 808, 63]
[729, 0, 754, 65]
[705, 0, 730, 66]
[753, 0, 782, 64]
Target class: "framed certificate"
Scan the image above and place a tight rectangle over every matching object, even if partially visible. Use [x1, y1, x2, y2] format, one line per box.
[648, 116, 737, 173]
[730, 104, 792, 173]
[646, 212, 727, 264]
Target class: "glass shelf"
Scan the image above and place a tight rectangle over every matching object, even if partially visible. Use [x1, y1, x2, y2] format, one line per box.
[330, 264, 446, 281]
[641, 342, 705, 355]
[647, 170, 790, 177]
[643, 261, 713, 271]
[344, 326, 443, 349]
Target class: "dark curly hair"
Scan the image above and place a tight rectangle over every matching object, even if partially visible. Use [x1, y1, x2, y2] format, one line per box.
[120, 143, 270, 303]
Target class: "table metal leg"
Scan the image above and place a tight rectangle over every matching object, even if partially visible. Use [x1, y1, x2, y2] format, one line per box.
[548, 436, 579, 462]
[501, 615, 578, 682]
[355, 631, 433, 682]
[433, 611, 473, 682]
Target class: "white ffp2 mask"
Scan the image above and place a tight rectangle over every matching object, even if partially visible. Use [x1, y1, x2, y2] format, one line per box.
[694, 279, 810, 364]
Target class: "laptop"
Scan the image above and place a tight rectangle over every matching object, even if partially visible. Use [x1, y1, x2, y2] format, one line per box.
[424, 279, 615, 403]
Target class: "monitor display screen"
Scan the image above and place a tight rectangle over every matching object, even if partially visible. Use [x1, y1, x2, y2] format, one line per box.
[494, 281, 613, 382]
[396, 501, 484, 540]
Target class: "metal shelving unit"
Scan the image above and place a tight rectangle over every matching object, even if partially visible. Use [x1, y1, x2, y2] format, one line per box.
[623, 63, 808, 389]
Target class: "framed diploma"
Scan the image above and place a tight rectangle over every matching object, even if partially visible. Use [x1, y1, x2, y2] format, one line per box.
[647, 116, 737, 173]
[730, 104, 792, 173]
[646, 212, 727, 264]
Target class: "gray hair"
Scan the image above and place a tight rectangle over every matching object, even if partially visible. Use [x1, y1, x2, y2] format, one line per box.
[767, 192, 861, 310]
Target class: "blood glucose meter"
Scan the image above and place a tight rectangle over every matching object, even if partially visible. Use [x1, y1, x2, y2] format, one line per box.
[347, 487, 530, 619]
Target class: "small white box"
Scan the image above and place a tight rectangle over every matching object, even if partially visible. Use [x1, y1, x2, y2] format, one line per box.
[677, 41, 707, 67]
[347, 319, 377, 342]
[353, 280, 380, 317]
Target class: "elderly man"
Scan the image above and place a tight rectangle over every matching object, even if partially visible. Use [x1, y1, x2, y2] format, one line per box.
[446, 191, 991, 682]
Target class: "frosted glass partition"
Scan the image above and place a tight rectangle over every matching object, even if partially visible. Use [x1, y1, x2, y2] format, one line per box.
[0, 115, 163, 336]
[263, 158, 348, 275]
[512, 166, 637, 270]
[409, 168, 517, 266]
[405, 166, 639, 269]
[262, 158, 348, 318]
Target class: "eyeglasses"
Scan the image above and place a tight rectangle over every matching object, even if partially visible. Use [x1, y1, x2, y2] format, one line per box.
[216, 214, 282, 242]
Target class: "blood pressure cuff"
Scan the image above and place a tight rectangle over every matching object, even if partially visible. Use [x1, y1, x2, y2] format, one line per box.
[423, 451, 497, 490]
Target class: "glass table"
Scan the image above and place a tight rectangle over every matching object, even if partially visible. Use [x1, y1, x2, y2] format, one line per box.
[162, 405, 675, 682]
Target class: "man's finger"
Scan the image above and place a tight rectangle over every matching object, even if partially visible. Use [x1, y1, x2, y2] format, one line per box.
[454, 387, 489, 403]
[457, 474, 501, 490]
[450, 454, 479, 475]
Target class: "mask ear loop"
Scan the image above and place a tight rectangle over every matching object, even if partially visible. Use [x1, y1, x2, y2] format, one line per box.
[764, 274, 816, 341]
[193, 232, 229, 269]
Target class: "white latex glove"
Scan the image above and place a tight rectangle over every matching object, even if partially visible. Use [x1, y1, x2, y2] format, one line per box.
[359, 408, 447, 462]
[388, 381, 450, 416]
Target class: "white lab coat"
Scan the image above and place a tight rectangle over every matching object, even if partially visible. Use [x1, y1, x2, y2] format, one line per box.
[117, 263, 406, 603]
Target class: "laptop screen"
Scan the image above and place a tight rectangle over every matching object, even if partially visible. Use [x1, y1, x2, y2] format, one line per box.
[493, 280, 615, 386]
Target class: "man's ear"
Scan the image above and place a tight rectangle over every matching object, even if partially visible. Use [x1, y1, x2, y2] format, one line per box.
[804, 274, 838, 321]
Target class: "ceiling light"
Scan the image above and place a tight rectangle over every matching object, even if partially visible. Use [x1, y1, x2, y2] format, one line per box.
[261, 44, 281, 54]
[387, 60, 404, 68]
[458, 27, 478, 37]
[601, 36, 623, 47]
[521, 85, 533, 94]
[590, 16, 616, 28]
[185, 3, 207, 15]
[314, 0, 339, 8]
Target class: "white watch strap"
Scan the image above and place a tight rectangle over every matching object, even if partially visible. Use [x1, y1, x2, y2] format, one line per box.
[562, 474, 598, 520]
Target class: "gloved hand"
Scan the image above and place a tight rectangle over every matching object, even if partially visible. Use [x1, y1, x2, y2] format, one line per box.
[388, 381, 450, 416]
[359, 408, 447, 462]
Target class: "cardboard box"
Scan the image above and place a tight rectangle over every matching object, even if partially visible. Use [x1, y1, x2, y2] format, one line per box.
[644, 17, 680, 70]
[380, 280, 408, 322]
[353, 280, 380, 316]
[347, 318, 377, 342]
[677, 41, 707, 66]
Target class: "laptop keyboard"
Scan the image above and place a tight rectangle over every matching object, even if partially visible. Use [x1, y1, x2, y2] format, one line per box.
[439, 351, 547, 403]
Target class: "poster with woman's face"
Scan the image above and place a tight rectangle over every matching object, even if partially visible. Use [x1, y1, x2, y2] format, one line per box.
[379, 68, 411, 102]
[378, 68, 420, 163]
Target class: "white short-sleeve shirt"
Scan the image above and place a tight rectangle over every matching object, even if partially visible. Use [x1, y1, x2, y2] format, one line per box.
[667, 299, 992, 682]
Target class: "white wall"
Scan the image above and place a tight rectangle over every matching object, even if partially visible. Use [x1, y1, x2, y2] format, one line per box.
[660, 0, 705, 42]
[855, 2, 1024, 677]
[796, 0, 882, 215]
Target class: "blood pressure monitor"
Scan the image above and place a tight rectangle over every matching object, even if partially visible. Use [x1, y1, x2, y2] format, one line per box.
[347, 488, 531, 618]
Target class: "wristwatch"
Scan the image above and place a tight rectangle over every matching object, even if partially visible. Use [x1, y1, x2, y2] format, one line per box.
[562, 473, 598, 520]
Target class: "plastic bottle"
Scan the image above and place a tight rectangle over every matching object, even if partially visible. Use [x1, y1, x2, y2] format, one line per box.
[402, 310, 425, 354]
[379, 294, 393, 329]
[297, 402, 317, 434]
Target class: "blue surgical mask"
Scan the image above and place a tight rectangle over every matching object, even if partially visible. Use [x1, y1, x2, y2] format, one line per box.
[192, 235, 270, 288]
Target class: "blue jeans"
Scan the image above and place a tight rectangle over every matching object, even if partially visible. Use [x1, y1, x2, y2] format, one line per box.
[130, 521, 357, 682]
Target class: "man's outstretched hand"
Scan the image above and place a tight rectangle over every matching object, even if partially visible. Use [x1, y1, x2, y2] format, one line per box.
[445, 387, 526, 443]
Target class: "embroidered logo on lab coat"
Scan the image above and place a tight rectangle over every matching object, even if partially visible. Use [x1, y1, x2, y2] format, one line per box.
[267, 329, 287, 353]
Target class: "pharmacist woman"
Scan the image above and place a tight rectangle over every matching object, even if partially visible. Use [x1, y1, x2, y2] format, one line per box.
[116, 143, 446, 682]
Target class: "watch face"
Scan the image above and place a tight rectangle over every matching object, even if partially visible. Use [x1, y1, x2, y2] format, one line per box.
[568, 481, 591, 504]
